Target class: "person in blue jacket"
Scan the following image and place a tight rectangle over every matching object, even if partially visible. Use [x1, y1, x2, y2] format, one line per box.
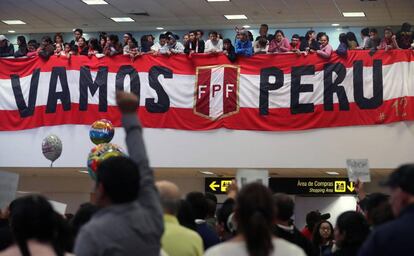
[357, 164, 414, 256]
[235, 30, 253, 57]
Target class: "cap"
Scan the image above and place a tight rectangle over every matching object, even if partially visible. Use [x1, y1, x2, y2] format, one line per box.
[381, 164, 414, 194]
[0, 35, 8, 41]
[167, 34, 179, 40]
[306, 210, 330, 226]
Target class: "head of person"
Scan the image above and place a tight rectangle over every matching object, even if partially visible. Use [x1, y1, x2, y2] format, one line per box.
[384, 27, 393, 39]
[369, 28, 378, 38]
[189, 31, 197, 42]
[99, 32, 107, 47]
[258, 38, 267, 48]
[55, 43, 63, 53]
[334, 211, 370, 249]
[78, 37, 86, 48]
[123, 33, 132, 45]
[273, 193, 294, 223]
[147, 34, 154, 43]
[186, 192, 208, 220]
[320, 34, 329, 47]
[364, 193, 394, 226]
[54, 33, 63, 44]
[0, 35, 8, 47]
[274, 30, 285, 42]
[361, 27, 370, 39]
[316, 32, 326, 42]
[216, 198, 236, 240]
[205, 193, 217, 219]
[64, 43, 71, 53]
[156, 181, 181, 215]
[109, 34, 119, 45]
[305, 30, 316, 41]
[196, 30, 204, 39]
[183, 33, 189, 44]
[159, 34, 167, 46]
[127, 38, 137, 49]
[41, 36, 53, 47]
[306, 210, 330, 232]
[88, 38, 99, 51]
[17, 36, 27, 47]
[239, 30, 248, 41]
[235, 183, 275, 256]
[167, 34, 179, 46]
[313, 220, 334, 245]
[74, 28, 83, 41]
[9, 195, 71, 256]
[70, 202, 99, 237]
[382, 164, 414, 216]
[291, 34, 300, 46]
[27, 40, 38, 52]
[223, 38, 233, 50]
[339, 33, 347, 44]
[209, 31, 218, 43]
[346, 32, 358, 42]
[401, 22, 412, 33]
[177, 199, 197, 231]
[259, 24, 269, 37]
[95, 156, 140, 207]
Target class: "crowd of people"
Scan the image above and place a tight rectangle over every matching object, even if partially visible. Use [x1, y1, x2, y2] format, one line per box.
[0, 91, 413, 256]
[1, 23, 414, 62]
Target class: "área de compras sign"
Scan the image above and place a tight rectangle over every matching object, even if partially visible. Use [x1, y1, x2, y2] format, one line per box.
[0, 50, 413, 131]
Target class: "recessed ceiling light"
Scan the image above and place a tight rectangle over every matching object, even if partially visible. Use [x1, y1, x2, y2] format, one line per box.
[331, 23, 340, 26]
[82, 0, 108, 4]
[342, 12, 365, 17]
[242, 25, 251, 28]
[8, 30, 15, 33]
[326, 171, 340, 175]
[200, 171, 215, 175]
[2, 20, 26, 25]
[224, 14, 248, 20]
[110, 17, 135, 22]
[207, 0, 231, 2]
[156, 27, 164, 30]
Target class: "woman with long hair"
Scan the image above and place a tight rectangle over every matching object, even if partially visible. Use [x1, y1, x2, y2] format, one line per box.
[0, 195, 73, 256]
[205, 183, 305, 256]
[14, 36, 28, 57]
[313, 220, 335, 256]
[346, 32, 359, 49]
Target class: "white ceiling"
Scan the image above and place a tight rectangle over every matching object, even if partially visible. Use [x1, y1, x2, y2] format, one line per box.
[0, 0, 413, 33]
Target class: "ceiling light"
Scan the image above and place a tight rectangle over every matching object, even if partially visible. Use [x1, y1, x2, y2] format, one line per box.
[331, 23, 340, 26]
[110, 17, 135, 22]
[207, 0, 231, 2]
[224, 15, 248, 20]
[2, 20, 26, 25]
[200, 171, 215, 175]
[156, 27, 164, 30]
[326, 171, 340, 175]
[242, 25, 251, 28]
[8, 30, 15, 33]
[82, 0, 108, 4]
[78, 170, 89, 174]
[342, 12, 365, 17]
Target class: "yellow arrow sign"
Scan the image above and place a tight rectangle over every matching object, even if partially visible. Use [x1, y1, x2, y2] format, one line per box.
[347, 182, 355, 192]
[209, 181, 220, 191]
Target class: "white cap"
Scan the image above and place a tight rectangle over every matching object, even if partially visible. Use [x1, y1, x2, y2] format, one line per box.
[0, 35, 8, 41]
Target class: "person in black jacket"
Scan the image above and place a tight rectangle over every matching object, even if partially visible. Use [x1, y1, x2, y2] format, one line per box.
[184, 30, 205, 54]
[358, 164, 414, 256]
[14, 36, 28, 57]
[0, 35, 14, 57]
[272, 193, 317, 256]
[38, 36, 54, 60]
[300, 30, 320, 52]
[329, 211, 370, 256]
[223, 39, 236, 62]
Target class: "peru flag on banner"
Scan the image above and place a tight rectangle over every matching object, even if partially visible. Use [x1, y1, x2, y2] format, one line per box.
[0, 50, 413, 132]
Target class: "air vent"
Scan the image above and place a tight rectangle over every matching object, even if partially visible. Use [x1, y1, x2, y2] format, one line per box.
[129, 12, 149, 16]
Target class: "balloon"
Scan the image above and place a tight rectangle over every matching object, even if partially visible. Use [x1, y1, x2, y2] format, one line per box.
[89, 119, 115, 145]
[42, 135, 62, 166]
[87, 143, 125, 180]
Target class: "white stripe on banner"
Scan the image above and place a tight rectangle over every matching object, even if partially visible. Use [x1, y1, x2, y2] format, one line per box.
[0, 61, 413, 111]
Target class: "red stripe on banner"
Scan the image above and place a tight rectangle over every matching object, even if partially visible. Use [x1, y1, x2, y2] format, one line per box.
[0, 97, 413, 131]
[195, 68, 212, 117]
[0, 50, 413, 79]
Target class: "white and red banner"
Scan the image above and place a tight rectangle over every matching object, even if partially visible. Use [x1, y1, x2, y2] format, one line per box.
[0, 50, 414, 131]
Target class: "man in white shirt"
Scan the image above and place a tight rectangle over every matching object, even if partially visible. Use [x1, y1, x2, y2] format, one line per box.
[204, 31, 223, 53]
[167, 34, 185, 54]
[151, 34, 169, 54]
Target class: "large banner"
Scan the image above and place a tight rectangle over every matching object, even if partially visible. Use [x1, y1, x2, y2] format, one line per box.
[0, 50, 413, 131]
